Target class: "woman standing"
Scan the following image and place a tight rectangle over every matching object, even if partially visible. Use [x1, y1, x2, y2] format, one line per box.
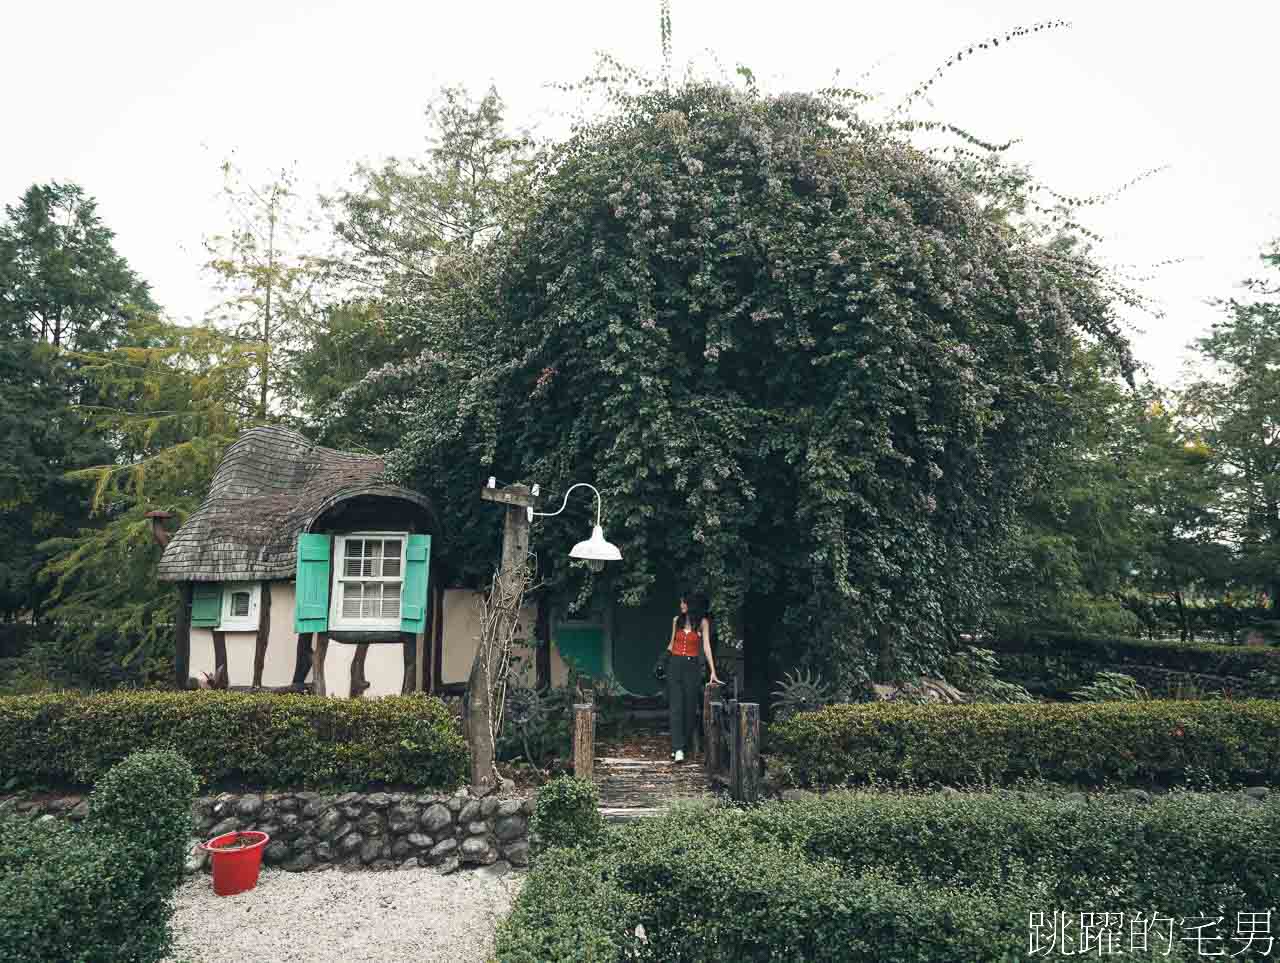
[667, 595, 721, 762]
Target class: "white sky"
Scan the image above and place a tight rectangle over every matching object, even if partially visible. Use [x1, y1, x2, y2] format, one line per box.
[3, 1, 1277, 387]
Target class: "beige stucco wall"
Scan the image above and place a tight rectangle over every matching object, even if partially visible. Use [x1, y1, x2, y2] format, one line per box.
[439, 587, 568, 688]
[189, 581, 565, 696]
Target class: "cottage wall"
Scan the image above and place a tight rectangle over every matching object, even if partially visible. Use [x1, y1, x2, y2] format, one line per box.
[439, 588, 569, 688]
[190, 581, 298, 688]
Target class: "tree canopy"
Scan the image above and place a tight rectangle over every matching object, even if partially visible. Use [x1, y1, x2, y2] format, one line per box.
[348, 77, 1135, 692]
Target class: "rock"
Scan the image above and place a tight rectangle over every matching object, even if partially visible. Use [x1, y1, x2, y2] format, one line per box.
[275, 797, 300, 813]
[500, 777, 516, 794]
[459, 799, 482, 824]
[407, 833, 433, 850]
[301, 795, 328, 818]
[370, 858, 396, 871]
[428, 838, 458, 862]
[68, 800, 91, 821]
[1238, 793, 1264, 807]
[282, 852, 315, 872]
[334, 792, 361, 807]
[314, 842, 333, 862]
[478, 861, 511, 880]
[399, 857, 420, 871]
[257, 822, 281, 840]
[209, 817, 239, 837]
[497, 798, 523, 818]
[315, 809, 344, 839]
[447, 795, 465, 814]
[185, 847, 207, 875]
[467, 821, 488, 836]
[264, 841, 290, 866]
[342, 804, 364, 820]
[360, 838, 382, 864]
[391, 838, 415, 860]
[36, 814, 57, 825]
[480, 797, 500, 819]
[460, 836, 493, 864]
[366, 792, 392, 809]
[388, 805, 418, 834]
[338, 832, 364, 855]
[494, 815, 526, 842]
[434, 856, 460, 875]
[277, 813, 303, 839]
[236, 794, 264, 818]
[421, 804, 452, 833]
[1244, 787, 1269, 800]
[503, 840, 530, 867]
[357, 812, 386, 837]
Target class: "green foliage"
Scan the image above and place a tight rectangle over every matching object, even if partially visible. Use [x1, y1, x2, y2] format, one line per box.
[0, 690, 467, 791]
[371, 72, 1135, 690]
[1070, 670, 1148, 702]
[939, 645, 1035, 703]
[530, 775, 605, 854]
[769, 699, 1280, 788]
[0, 750, 198, 963]
[500, 791, 1276, 961]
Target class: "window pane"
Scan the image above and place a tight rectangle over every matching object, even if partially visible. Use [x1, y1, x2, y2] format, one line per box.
[382, 582, 401, 619]
[362, 582, 381, 619]
[364, 540, 380, 577]
[230, 591, 251, 618]
[383, 553, 401, 578]
[342, 583, 362, 619]
[343, 539, 364, 577]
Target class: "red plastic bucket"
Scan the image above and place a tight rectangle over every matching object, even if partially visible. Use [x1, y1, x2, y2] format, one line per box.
[201, 830, 270, 896]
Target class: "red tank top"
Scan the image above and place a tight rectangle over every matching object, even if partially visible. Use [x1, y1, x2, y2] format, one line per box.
[672, 626, 701, 657]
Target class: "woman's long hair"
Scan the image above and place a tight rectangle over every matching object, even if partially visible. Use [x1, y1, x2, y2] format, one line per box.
[673, 595, 696, 632]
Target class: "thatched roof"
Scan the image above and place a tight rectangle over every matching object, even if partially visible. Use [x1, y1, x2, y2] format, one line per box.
[157, 426, 432, 583]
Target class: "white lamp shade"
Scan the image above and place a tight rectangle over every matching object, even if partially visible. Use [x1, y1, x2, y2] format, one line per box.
[570, 525, 622, 563]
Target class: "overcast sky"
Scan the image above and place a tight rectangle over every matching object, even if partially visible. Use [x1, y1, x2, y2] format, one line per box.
[4, 1, 1276, 386]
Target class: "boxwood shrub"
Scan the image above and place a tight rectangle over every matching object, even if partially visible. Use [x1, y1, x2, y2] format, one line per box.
[531, 776, 607, 855]
[495, 791, 1280, 962]
[0, 690, 468, 791]
[0, 750, 199, 963]
[769, 700, 1280, 788]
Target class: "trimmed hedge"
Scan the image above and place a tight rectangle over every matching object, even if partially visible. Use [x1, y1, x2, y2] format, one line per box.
[769, 700, 1280, 788]
[989, 631, 1280, 680]
[0, 750, 198, 963]
[0, 690, 468, 791]
[497, 792, 1278, 961]
[530, 776, 606, 855]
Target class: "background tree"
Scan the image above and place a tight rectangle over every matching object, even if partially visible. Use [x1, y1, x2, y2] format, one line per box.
[361, 75, 1134, 700]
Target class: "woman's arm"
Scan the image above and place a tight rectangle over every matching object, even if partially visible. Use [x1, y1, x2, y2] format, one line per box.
[701, 617, 721, 683]
[667, 616, 677, 654]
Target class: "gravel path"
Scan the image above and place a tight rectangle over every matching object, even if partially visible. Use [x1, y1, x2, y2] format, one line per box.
[166, 867, 522, 963]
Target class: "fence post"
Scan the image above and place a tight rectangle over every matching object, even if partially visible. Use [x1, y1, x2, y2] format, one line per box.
[736, 702, 761, 803]
[727, 699, 740, 798]
[707, 698, 724, 775]
[573, 702, 595, 781]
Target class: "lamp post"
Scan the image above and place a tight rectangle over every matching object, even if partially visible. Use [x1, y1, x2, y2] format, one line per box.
[527, 482, 622, 571]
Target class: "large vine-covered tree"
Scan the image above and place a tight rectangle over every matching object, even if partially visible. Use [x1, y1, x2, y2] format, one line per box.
[331, 72, 1136, 696]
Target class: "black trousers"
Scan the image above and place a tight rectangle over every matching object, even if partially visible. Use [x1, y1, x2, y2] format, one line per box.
[667, 654, 702, 753]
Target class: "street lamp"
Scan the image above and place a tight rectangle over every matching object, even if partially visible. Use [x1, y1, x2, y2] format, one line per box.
[528, 482, 622, 572]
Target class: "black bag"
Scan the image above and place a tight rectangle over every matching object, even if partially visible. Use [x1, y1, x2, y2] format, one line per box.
[653, 652, 668, 683]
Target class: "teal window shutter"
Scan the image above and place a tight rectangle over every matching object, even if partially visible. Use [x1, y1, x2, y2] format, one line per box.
[191, 583, 222, 628]
[400, 534, 431, 633]
[295, 533, 331, 633]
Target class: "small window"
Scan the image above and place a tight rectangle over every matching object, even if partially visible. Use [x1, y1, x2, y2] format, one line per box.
[330, 533, 407, 631]
[220, 582, 261, 630]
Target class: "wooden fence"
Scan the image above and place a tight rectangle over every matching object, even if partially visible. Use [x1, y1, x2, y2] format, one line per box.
[705, 685, 761, 802]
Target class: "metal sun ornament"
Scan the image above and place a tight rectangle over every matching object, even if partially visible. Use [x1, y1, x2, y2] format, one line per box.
[528, 482, 622, 571]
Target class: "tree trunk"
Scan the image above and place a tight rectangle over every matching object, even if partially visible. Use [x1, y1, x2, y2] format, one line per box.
[1173, 589, 1189, 642]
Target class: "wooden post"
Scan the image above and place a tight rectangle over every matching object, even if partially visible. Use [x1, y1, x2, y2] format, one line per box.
[252, 580, 272, 688]
[175, 583, 192, 689]
[292, 632, 313, 687]
[401, 631, 417, 695]
[312, 632, 329, 697]
[573, 702, 595, 781]
[212, 630, 228, 683]
[707, 699, 724, 776]
[474, 483, 535, 791]
[735, 702, 761, 803]
[349, 643, 371, 698]
[702, 683, 715, 758]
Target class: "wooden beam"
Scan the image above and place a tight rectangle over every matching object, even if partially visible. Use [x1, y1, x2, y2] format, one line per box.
[175, 583, 192, 690]
[431, 585, 444, 694]
[212, 630, 228, 682]
[312, 632, 329, 697]
[292, 632, 313, 686]
[480, 485, 537, 508]
[349, 643, 370, 698]
[402, 631, 416, 695]
[573, 702, 595, 781]
[252, 580, 271, 688]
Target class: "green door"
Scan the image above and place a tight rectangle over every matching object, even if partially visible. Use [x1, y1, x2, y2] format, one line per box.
[610, 592, 676, 697]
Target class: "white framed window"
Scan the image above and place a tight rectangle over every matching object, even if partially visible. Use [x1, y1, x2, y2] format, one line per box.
[220, 582, 261, 631]
[330, 532, 407, 631]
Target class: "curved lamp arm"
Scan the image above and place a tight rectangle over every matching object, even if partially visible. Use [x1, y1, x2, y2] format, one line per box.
[527, 482, 602, 526]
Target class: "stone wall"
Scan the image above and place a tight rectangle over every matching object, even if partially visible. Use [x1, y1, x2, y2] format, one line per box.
[2, 788, 533, 877]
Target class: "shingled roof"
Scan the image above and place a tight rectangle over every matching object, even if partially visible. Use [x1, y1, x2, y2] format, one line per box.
[157, 426, 432, 583]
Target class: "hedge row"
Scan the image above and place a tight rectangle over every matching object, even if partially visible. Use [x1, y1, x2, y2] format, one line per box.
[0, 690, 468, 791]
[497, 791, 1279, 961]
[0, 750, 199, 962]
[988, 631, 1280, 680]
[769, 700, 1280, 788]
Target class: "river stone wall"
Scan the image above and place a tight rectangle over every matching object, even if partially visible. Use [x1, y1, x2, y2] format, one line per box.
[1, 788, 533, 876]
